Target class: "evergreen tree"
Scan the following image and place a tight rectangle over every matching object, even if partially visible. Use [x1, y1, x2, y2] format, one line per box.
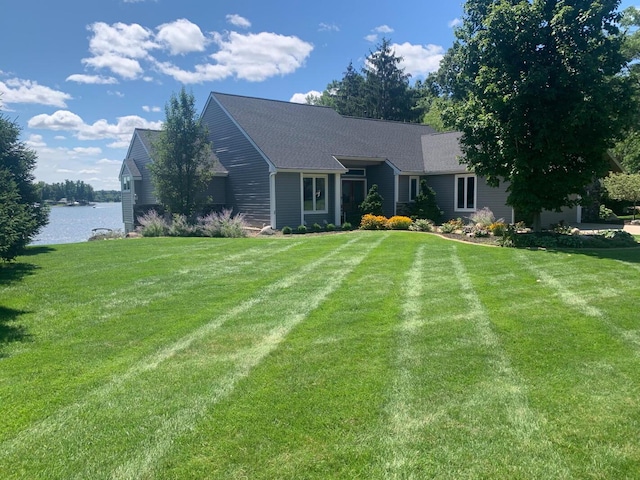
[0, 114, 49, 261]
[359, 184, 384, 215]
[149, 88, 215, 217]
[409, 180, 443, 223]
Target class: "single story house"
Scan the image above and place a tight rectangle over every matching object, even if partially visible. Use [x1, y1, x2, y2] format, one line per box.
[120, 91, 592, 232]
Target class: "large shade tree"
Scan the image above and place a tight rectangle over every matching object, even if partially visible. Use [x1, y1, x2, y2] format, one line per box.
[149, 88, 215, 217]
[438, 0, 634, 229]
[0, 114, 49, 261]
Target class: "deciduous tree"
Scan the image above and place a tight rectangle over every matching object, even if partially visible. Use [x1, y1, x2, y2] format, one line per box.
[439, 0, 635, 230]
[149, 88, 215, 217]
[602, 172, 640, 218]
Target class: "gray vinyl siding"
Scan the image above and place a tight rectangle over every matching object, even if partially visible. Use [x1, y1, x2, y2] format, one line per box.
[540, 207, 579, 228]
[204, 176, 227, 206]
[128, 137, 157, 205]
[275, 172, 301, 229]
[202, 98, 271, 226]
[426, 174, 511, 222]
[367, 164, 396, 217]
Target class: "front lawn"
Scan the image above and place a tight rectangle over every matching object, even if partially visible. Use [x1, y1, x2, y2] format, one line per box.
[1, 232, 640, 479]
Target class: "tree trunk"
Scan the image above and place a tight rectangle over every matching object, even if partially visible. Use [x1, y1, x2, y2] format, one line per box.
[532, 211, 542, 232]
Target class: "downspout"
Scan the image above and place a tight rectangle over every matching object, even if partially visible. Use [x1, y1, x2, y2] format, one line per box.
[269, 171, 277, 228]
[335, 173, 342, 226]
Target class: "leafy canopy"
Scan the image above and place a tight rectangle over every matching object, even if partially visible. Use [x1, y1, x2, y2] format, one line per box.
[0, 114, 49, 261]
[149, 88, 215, 217]
[438, 0, 634, 228]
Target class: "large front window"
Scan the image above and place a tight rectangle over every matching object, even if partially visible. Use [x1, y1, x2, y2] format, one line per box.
[455, 174, 476, 211]
[303, 175, 327, 213]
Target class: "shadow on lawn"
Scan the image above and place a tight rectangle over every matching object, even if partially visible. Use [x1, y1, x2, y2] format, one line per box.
[0, 306, 32, 358]
[546, 246, 640, 263]
[21, 245, 56, 257]
[0, 262, 40, 286]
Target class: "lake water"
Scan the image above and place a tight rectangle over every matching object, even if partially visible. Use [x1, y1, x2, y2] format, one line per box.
[31, 202, 124, 246]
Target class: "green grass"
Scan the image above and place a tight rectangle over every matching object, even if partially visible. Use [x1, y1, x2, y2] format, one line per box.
[1, 232, 640, 479]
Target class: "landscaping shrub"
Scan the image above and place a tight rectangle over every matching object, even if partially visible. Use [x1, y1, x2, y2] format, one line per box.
[326, 223, 336, 232]
[408, 180, 443, 224]
[200, 209, 248, 238]
[341, 222, 353, 231]
[282, 226, 292, 235]
[409, 219, 434, 232]
[168, 214, 197, 237]
[440, 218, 464, 234]
[469, 207, 497, 227]
[489, 221, 507, 236]
[312, 223, 323, 233]
[359, 184, 384, 215]
[387, 216, 413, 230]
[297, 225, 307, 234]
[360, 214, 388, 230]
[137, 210, 168, 237]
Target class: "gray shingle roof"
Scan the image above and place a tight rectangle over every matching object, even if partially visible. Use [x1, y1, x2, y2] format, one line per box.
[210, 92, 439, 173]
[124, 158, 141, 179]
[421, 131, 468, 174]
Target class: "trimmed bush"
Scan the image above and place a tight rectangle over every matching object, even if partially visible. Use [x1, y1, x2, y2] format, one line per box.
[297, 225, 307, 234]
[326, 223, 336, 232]
[359, 184, 384, 215]
[360, 214, 388, 230]
[312, 223, 323, 233]
[387, 215, 413, 230]
[282, 226, 292, 235]
[341, 222, 353, 231]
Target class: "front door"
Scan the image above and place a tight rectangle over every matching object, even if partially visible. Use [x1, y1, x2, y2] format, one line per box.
[341, 179, 366, 225]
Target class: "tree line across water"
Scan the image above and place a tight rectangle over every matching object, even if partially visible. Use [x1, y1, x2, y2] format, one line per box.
[35, 180, 121, 204]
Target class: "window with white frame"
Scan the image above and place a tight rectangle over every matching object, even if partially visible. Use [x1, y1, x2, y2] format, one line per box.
[455, 174, 476, 211]
[303, 175, 327, 213]
[122, 175, 131, 191]
[409, 176, 420, 202]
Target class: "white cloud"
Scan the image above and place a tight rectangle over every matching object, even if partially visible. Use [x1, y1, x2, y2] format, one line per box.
[25, 134, 47, 148]
[319, 23, 339, 32]
[156, 31, 313, 83]
[156, 18, 208, 55]
[448, 18, 462, 28]
[392, 42, 445, 78]
[107, 90, 125, 97]
[66, 74, 118, 84]
[364, 34, 378, 43]
[56, 168, 75, 174]
[97, 158, 122, 165]
[54, 135, 66, 140]
[290, 91, 322, 104]
[0, 78, 72, 107]
[374, 25, 394, 34]
[73, 146, 102, 156]
[142, 105, 161, 112]
[28, 110, 162, 145]
[78, 169, 101, 174]
[226, 14, 251, 29]
[81, 22, 157, 79]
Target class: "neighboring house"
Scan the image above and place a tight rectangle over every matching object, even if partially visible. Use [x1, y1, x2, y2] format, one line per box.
[120, 91, 594, 232]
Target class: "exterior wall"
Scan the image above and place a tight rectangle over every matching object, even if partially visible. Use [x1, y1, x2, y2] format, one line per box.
[426, 174, 512, 223]
[397, 175, 411, 204]
[129, 138, 157, 206]
[204, 176, 227, 207]
[275, 172, 301, 229]
[121, 176, 135, 233]
[201, 98, 271, 226]
[367, 163, 396, 217]
[540, 207, 579, 228]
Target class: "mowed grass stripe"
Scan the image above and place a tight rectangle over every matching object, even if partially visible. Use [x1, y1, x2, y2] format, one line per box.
[152, 232, 414, 479]
[0, 234, 386, 479]
[0, 239, 310, 440]
[449, 246, 570, 478]
[515, 250, 640, 351]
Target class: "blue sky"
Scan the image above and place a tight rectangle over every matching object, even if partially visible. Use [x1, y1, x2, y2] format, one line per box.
[0, 0, 636, 190]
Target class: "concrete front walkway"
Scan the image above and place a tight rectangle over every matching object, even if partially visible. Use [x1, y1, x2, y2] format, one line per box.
[570, 223, 640, 235]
